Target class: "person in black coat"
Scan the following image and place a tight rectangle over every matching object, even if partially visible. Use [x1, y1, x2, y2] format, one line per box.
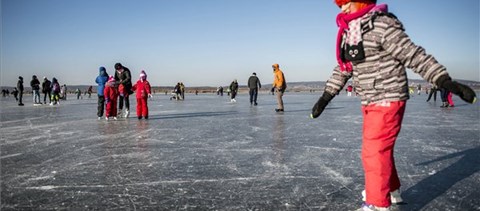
[229, 79, 238, 103]
[17, 76, 24, 106]
[42, 77, 52, 104]
[30, 75, 41, 104]
[247, 72, 262, 106]
[114, 63, 133, 117]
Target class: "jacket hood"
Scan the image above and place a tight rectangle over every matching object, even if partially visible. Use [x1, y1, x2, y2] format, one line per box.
[272, 63, 280, 71]
[99, 66, 108, 77]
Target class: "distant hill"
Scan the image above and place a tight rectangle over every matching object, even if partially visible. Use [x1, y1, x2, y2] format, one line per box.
[2, 79, 479, 94]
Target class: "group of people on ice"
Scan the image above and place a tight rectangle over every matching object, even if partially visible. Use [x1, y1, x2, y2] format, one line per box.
[95, 63, 152, 120]
[12, 75, 65, 106]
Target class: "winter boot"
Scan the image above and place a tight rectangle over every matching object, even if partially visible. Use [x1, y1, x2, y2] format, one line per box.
[117, 109, 123, 118]
[357, 203, 390, 211]
[362, 189, 403, 204]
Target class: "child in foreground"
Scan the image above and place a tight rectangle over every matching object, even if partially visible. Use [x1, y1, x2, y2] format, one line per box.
[104, 76, 119, 120]
[310, 0, 477, 210]
[132, 70, 152, 119]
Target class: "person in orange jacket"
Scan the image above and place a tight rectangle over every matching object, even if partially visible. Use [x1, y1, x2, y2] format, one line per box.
[104, 76, 119, 120]
[272, 63, 287, 112]
[132, 70, 152, 119]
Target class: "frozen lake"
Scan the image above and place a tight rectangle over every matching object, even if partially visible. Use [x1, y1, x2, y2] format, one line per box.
[1, 91, 479, 210]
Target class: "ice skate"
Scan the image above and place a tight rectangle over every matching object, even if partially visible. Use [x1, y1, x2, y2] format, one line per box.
[357, 203, 390, 211]
[113, 117, 118, 120]
[117, 109, 123, 118]
[124, 109, 130, 118]
[105, 117, 109, 121]
[362, 189, 403, 204]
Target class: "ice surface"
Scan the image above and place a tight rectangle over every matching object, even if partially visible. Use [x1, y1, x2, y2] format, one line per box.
[1, 92, 479, 210]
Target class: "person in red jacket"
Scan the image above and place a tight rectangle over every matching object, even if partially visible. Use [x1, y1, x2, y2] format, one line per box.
[104, 76, 119, 120]
[132, 70, 152, 119]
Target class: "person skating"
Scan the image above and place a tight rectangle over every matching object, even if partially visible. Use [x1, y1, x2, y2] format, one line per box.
[248, 72, 262, 106]
[447, 91, 455, 107]
[42, 77, 52, 104]
[439, 87, 449, 107]
[229, 79, 238, 103]
[114, 63, 133, 117]
[12, 88, 19, 102]
[426, 84, 438, 102]
[272, 63, 286, 112]
[310, 1, 477, 210]
[50, 77, 61, 105]
[60, 84, 67, 100]
[95, 66, 109, 119]
[104, 76, 118, 120]
[75, 88, 83, 99]
[180, 82, 185, 100]
[132, 70, 152, 119]
[87, 86, 93, 98]
[347, 84, 354, 96]
[30, 75, 42, 105]
[16, 76, 24, 106]
[174, 82, 182, 100]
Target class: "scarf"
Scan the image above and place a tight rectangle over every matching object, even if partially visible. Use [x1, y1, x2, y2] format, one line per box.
[335, 4, 376, 72]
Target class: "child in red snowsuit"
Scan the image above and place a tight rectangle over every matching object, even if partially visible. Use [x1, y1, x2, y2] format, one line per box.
[310, 0, 477, 210]
[104, 76, 119, 120]
[132, 70, 152, 119]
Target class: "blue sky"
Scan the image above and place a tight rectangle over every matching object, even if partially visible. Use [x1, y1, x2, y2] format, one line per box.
[1, 0, 479, 87]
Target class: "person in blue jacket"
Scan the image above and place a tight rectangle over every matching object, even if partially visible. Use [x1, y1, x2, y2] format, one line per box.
[95, 66, 109, 119]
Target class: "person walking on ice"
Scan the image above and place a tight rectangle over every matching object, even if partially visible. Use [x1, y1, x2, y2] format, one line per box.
[310, 0, 477, 210]
[229, 79, 238, 103]
[248, 72, 262, 106]
[104, 76, 119, 121]
[272, 63, 286, 112]
[132, 70, 152, 119]
[95, 66, 109, 119]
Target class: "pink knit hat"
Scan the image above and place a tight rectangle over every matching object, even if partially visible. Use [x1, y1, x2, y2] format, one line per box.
[108, 75, 115, 82]
[140, 70, 147, 80]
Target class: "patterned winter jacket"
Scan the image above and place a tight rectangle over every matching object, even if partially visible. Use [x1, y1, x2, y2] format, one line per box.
[325, 10, 449, 105]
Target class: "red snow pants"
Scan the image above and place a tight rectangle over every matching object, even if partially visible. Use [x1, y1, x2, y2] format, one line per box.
[361, 101, 406, 207]
[106, 100, 117, 118]
[447, 92, 454, 106]
[136, 97, 149, 117]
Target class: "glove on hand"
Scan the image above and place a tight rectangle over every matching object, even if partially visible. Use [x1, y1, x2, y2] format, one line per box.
[105, 97, 109, 103]
[271, 87, 275, 93]
[311, 92, 334, 119]
[437, 75, 477, 104]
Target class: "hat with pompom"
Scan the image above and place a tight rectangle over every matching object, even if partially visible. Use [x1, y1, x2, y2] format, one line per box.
[108, 75, 115, 83]
[140, 70, 147, 81]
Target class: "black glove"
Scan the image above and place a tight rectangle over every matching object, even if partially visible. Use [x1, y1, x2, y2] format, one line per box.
[271, 87, 275, 93]
[437, 75, 477, 104]
[311, 92, 334, 118]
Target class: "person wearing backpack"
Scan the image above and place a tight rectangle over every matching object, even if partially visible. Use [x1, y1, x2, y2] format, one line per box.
[50, 77, 61, 105]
